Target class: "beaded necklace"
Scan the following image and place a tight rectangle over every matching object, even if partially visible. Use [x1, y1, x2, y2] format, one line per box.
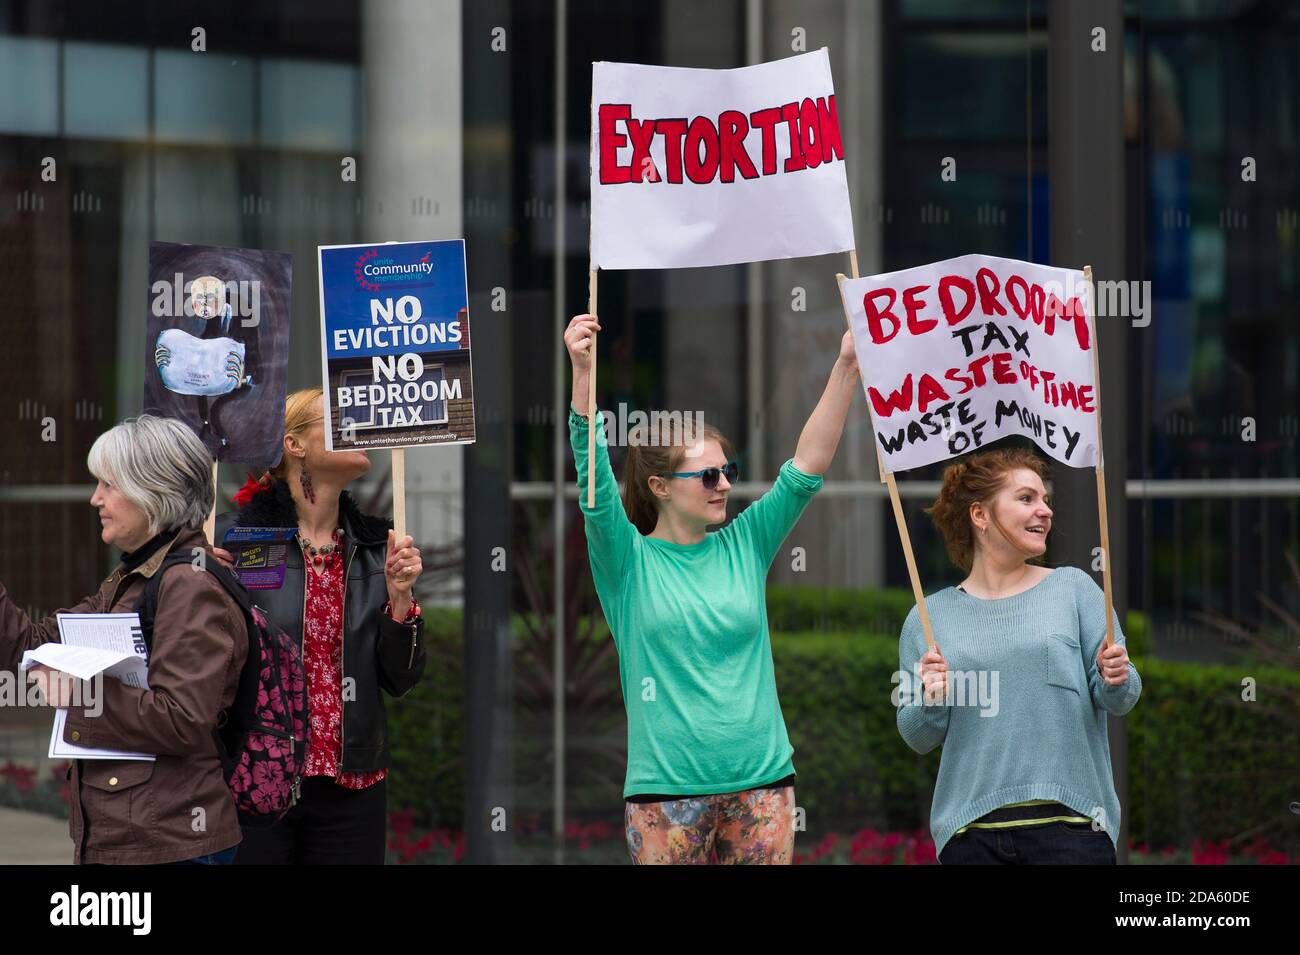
[299, 527, 344, 569]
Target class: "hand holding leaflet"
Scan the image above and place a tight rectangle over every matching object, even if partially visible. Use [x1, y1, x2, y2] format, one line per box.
[44, 613, 155, 761]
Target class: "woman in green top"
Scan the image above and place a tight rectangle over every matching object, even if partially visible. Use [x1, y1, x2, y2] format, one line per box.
[564, 312, 859, 864]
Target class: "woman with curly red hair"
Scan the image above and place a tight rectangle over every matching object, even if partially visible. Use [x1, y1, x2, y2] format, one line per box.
[896, 447, 1141, 864]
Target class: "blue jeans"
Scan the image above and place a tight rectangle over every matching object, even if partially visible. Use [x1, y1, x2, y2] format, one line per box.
[172, 845, 239, 866]
[939, 822, 1117, 864]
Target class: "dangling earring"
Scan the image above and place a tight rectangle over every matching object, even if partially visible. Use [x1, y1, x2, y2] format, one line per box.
[300, 464, 316, 505]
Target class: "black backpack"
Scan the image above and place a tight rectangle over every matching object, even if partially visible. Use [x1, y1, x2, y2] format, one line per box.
[136, 552, 309, 827]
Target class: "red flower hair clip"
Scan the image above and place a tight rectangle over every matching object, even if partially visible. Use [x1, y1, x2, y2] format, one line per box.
[232, 471, 273, 507]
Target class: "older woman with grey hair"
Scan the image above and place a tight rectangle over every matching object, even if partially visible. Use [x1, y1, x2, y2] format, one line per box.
[0, 414, 249, 865]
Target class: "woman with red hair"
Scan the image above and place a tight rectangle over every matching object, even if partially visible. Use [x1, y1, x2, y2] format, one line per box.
[897, 447, 1141, 864]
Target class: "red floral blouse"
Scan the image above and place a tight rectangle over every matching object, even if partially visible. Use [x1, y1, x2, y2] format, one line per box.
[301, 544, 419, 790]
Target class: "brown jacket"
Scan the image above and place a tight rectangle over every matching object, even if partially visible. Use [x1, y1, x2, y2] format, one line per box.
[0, 528, 248, 864]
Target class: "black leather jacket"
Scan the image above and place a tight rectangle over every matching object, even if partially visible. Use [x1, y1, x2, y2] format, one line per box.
[215, 481, 426, 773]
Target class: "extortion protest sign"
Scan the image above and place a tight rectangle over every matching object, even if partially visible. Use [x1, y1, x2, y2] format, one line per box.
[318, 240, 475, 451]
[590, 48, 854, 270]
[840, 254, 1098, 474]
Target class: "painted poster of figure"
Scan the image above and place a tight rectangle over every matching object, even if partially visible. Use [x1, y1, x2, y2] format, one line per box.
[144, 241, 292, 468]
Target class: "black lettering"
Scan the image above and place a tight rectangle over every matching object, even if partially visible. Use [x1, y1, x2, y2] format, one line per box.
[1063, 425, 1081, 459]
[878, 428, 906, 453]
[980, 322, 1010, 352]
[951, 324, 981, 357]
[994, 399, 1021, 428]
[1007, 324, 1031, 356]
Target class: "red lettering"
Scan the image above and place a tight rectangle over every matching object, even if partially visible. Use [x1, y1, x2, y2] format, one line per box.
[1040, 369, 1056, 404]
[1063, 296, 1090, 350]
[818, 95, 844, 163]
[718, 110, 758, 183]
[1043, 294, 1059, 333]
[863, 289, 901, 344]
[868, 374, 913, 418]
[599, 98, 846, 188]
[685, 116, 720, 184]
[1043, 294, 1067, 337]
[1058, 380, 1079, 409]
[598, 104, 631, 184]
[1006, 274, 1031, 320]
[975, 268, 1006, 317]
[916, 374, 951, 413]
[938, 275, 976, 325]
[750, 107, 781, 175]
[902, 284, 935, 335]
[991, 352, 1015, 384]
[799, 98, 820, 169]
[655, 118, 688, 183]
[967, 354, 992, 387]
[944, 367, 975, 395]
[626, 118, 660, 182]
[781, 102, 806, 172]
[1078, 385, 1095, 413]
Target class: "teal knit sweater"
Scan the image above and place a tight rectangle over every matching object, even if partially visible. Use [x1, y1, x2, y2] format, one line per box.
[895, 566, 1141, 856]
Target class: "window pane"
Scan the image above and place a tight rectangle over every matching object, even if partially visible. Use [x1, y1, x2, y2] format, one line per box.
[260, 58, 356, 151]
[63, 41, 149, 140]
[0, 36, 58, 135]
[154, 49, 255, 145]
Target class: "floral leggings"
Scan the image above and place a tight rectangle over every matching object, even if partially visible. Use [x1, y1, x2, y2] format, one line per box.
[624, 785, 796, 865]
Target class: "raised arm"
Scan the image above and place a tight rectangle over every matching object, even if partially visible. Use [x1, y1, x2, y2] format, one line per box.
[792, 330, 860, 476]
[567, 313, 600, 417]
[565, 314, 637, 581]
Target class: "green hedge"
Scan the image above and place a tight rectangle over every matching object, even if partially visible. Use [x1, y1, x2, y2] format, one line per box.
[386, 609, 465, 826]
[386, 606, 1291, 851]
[1124, 656, 1299, 851]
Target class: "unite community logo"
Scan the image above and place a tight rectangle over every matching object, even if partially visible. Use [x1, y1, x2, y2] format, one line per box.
[354, 247, 435, 293]
[49, 885, 151, 936]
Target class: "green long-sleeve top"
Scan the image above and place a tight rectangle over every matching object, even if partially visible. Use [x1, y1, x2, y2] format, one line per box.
[569, 406, 823, 797]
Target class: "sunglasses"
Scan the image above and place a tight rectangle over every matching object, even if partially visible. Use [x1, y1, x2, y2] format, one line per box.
[667, 461, 739, 491]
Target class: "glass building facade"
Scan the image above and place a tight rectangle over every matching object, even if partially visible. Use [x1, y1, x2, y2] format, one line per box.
[0, 0, 1296, 864]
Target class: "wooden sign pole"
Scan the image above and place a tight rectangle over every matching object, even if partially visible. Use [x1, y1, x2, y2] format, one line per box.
[203, 459, 218, 544]
[586, 265, 599, 508]
[382, 239, 408, 542]
[1083, 265, 1115, 647]
[392, 447, 407, 540]
[838, 259, 936, 650]
[846, 251, 888, 486]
